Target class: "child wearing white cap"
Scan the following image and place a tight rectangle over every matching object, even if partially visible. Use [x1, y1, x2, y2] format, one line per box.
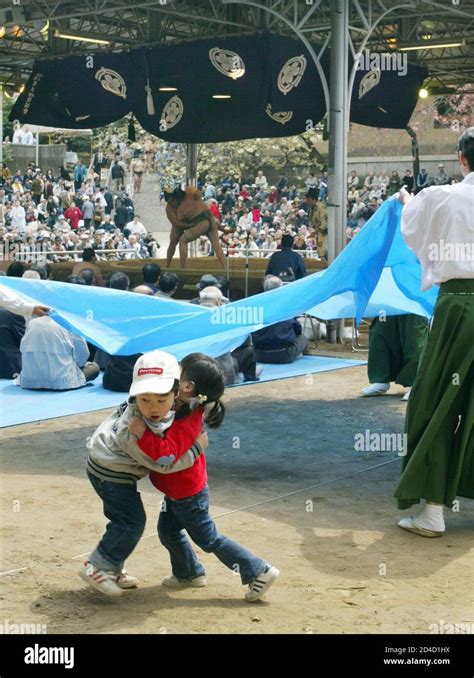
[80, 349, 207, 597]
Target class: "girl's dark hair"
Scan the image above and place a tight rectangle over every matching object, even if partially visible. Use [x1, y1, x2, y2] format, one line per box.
[177, 353, 226, 428]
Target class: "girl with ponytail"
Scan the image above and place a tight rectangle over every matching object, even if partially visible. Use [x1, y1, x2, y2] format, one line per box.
[149, 352, 280, 603]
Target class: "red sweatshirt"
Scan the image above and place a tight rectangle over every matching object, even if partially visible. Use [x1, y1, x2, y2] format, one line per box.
[139, 407, 208, 500]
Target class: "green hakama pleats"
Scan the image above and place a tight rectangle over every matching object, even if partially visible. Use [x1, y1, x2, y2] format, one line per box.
[395, 279, 474, 510]
[367, 314, 429, 387]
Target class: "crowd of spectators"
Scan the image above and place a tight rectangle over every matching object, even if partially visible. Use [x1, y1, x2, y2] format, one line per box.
[0, 159, 160, 264]
[193, 170, 329, 260]
[345, 163, 455, 241]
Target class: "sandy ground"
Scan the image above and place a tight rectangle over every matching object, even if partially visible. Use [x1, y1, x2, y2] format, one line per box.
[1, 364, 473, 635]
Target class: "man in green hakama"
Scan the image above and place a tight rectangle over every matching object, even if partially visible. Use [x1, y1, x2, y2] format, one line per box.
[361, 314, 429, 399]
[394, 128, 474, 537]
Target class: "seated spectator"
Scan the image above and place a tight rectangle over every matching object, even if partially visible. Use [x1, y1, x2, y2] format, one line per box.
[132, 285, 153, 295]
[252, 276, 308, 364]
[78, 268, 96, 286]
[155, 271, 180, 299]
[22, 270, 41, 280]
[142, 262, 161, 294]
[72, 247, 105, 286]
[266, 234, 307, 281]
[199, 286, 260, 384]
[102, 285, 151, 392]
[17, 309, 99, 390]
[107, 271, 130, 291]
[401, 169, 414, 192]
[190, 274, 223, 304]
[0, 308, 25, 378]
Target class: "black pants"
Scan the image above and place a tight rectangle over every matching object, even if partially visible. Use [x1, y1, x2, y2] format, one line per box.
[255, 335, 308, 364]
[232, 344, 258, 381]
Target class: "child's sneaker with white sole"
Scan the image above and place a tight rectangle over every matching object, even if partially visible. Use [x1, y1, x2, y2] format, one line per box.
[78, 561, 123, 597]
[245, 565, 280, 602]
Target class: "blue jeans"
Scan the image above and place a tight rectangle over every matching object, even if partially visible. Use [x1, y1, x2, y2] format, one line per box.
[158, 487, 266, 585]
[87, 472, 146, 574]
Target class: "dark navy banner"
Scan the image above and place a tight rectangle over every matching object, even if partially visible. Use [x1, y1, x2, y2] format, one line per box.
[10, 32, 427, 140]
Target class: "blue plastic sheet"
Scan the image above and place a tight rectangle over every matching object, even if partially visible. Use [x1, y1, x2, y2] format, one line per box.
[0, 197, 438, 359]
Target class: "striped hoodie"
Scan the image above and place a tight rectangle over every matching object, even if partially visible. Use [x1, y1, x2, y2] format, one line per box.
[86, 400, 203, 485]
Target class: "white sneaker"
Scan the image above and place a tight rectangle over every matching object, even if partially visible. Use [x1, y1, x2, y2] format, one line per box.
[162, 574, 207, 589]
[361, 383, 390, 397]
[116, 570, 139, 589]
[401, 388, 412, 401]
[78, 561, 123, 597]
[245, 565, 280, 602]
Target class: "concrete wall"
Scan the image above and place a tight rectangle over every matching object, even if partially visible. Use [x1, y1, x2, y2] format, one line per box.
[2, 143, 67, 173]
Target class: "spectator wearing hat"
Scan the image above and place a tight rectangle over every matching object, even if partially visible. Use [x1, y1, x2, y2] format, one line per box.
[433, 164, 451, 186]
[252, 276, 308, 364]
[190, 274, 223, 304]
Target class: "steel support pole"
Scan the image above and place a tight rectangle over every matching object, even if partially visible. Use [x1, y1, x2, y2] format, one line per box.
[327, 0, 348, 264]
[0, 85, 3, 165]
[185, 143, 198, 187]
[186, 143, 199, 259]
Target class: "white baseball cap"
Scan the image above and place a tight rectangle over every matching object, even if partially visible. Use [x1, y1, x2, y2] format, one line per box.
[130, 350, 181, 397]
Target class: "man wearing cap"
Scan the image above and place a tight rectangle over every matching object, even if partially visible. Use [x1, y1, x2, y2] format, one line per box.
[190, 274, 223, 305]
[433, 163, 451, 186]
[394, 127, 474, 537]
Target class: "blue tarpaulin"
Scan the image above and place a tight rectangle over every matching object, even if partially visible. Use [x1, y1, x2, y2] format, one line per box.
[0, 197, 438, 360]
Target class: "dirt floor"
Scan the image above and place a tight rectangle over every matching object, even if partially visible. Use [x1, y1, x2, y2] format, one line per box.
[1, 363, 473, 635]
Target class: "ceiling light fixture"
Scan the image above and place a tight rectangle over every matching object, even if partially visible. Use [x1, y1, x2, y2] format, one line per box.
[400, 39, 465, 52]
[53, 30, 111, 45]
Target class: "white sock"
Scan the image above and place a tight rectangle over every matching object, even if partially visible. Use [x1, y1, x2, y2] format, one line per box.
[415, 503, 445, 531]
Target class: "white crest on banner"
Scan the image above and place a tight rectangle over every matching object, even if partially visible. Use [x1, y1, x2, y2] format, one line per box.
[265, 104, 293, 125]
[358, 69, 381, 98]
[160, 96, 184, 130]
[95, 67, 127, 99]
[209, 48, 245, 79]
[278, 56, 307, 95]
